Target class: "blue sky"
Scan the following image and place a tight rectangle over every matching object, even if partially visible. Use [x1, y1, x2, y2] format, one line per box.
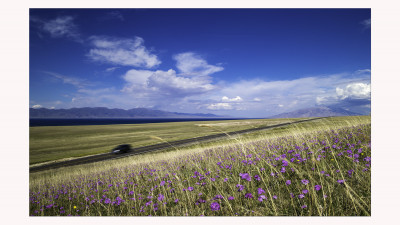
[29, 9, 371, 117]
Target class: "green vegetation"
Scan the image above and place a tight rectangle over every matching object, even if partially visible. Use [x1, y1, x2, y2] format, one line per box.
[30, 116, 371, 216]
[30, 118, 303, 165]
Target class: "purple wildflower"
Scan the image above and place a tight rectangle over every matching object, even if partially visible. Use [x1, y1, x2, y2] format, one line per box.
[187, 187, 194, 191]
[258, 195, 267, 202]
[301, 179, 309, 185]
[228, 196, 234, 201]
[302, 189, 309, 194]
[314, 185, 321, 191]
[273, 195, 277, 199]
[245, 193, 254, 199]
[257, 188, 265, 195]
[210, 202, 220, 211]
[174, 199, 179, 203]
[337, 179, 345, 184]
[213, 195, 224, 200]
[254, 175, 261, 181]
[239, 173, 252, 181]
[301, 205, 307, 209]
[286, 180, 291, 185]
[298, 194, 305, 199]
[236, 184, 245, 192]
[157, 194, 164, 202]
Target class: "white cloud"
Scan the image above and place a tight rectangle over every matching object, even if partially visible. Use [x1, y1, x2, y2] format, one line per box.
[121, 69, 154, 94]
[174, 52, 224, 76]
[222, 96, 242, 102]
[207, 103, 233, 110]
[32, 104, 42, 109]
[121, 68, 215, 97]
[147, 69, 215, 96]
[32, 16, 81, 42]
[253, 97, 261, 102]
[87, 36, 161, 68]
[336, 83, 371, 100]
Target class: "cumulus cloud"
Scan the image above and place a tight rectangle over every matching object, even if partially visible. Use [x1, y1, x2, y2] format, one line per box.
[122, 68, 215, 97]
[207, 103, 233, 110]
[31, 16, 81, 42]
[336, 83, 371, 100]
[87, 36, 161, 68]
[147, 70, 215, 96]
[222, 96, 243, 102]
[174, 52, 224, 76]
[120, 53, 221, 99]
[32, 104, 42, 109]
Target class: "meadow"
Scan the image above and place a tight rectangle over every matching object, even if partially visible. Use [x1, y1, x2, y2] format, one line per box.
[29, 118, 303, 165]
[29, 116, 371, 216]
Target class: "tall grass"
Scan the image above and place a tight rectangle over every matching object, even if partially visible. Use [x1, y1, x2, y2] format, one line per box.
[29, 116, 371, 216]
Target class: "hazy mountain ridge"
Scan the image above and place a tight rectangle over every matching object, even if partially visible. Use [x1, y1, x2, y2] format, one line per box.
[269, 106, 362, 119]
[29, 107, 224, 118]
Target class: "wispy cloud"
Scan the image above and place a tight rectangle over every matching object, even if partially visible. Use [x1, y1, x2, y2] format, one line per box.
[31, 16, 82, 42]
[107, 11, 124, 21]
[361, 18, 371, 29]
[87, 36, 161, 68]
[43, 71, 92, 89]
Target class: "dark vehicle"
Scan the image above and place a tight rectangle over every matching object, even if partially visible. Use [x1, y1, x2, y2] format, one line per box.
[111, 144, 132, 154]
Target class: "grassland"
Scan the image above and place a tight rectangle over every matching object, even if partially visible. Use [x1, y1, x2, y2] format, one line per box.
[29, 116, 371, 216]
[29, 118, 303, 165]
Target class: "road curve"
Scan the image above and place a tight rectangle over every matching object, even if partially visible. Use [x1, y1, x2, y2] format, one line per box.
[29, 117, 326, 173]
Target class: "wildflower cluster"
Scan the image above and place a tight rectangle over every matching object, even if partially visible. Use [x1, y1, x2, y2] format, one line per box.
[30, 124, 371, 216]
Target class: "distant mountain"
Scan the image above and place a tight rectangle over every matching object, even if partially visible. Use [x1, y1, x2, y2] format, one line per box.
[269, 106, 362, 119]
[29, 107, 225, 118]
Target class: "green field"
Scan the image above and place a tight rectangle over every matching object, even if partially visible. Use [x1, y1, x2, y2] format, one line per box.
[29, 115, 371, 216]
[30, 118, 305, 165]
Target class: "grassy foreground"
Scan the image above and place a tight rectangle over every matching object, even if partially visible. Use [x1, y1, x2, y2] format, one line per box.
[29, 116, 370, 216]
[30, 118, 302, 165]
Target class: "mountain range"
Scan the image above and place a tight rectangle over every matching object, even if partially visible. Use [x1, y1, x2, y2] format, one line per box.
[29, 107, 224, 119]
[30, 106, 364, 119]
[268, 106, 362, 118]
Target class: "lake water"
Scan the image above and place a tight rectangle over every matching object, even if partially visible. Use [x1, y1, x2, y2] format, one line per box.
[29, 118, 248, 127]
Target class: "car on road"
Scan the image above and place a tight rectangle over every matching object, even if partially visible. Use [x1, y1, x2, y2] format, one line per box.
[111, 144, 132, 154]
